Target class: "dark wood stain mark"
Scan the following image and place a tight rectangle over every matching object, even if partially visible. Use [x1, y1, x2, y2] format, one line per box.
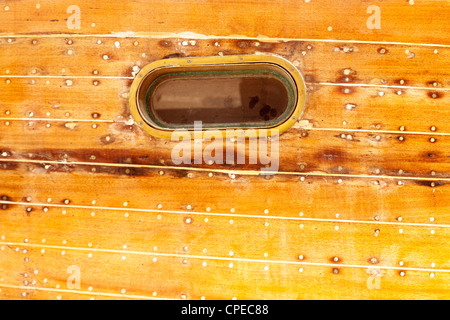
[338, 87, 356, 95]
[428, 91, 443, 99]
[100, 135, 116, 145]
[235, 40, 251, 49]
[0, 162, 18, 170]
[414, 180, 445, 188]
[318, 149, 347, 162]
[304, 74, 315, 83]
[162, 53, 184, 59]
[159, 40, 172, 47]
[1, 195, 11, 210]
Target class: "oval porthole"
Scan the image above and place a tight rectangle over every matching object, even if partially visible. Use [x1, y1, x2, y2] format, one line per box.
[129, 54, 306, 138]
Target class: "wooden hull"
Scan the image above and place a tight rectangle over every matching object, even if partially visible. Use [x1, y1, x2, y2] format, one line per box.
[0, 0, 449, 300]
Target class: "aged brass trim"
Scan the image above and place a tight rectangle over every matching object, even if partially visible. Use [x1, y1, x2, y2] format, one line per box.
[129, 54, 306, 138]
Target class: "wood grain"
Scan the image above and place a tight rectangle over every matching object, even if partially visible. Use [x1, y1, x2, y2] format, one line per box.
[0, 0, 449, 300]
[0, 167, 448, 222]
[0, 1, 449, 44]
[0, 38, 449, 87]
[1, 119, 449, 177]
[1, 196, 449, 269]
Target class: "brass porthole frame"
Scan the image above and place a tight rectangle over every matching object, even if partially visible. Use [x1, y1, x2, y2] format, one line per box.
[129, 54, 307, 139]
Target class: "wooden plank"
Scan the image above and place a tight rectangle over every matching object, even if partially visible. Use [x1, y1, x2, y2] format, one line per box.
[0, 246, 448, 300]
[0, 287, 132, 300]
[0, 78, 128, 121]
[301, 42, 450, 87]
[305, 85, 449, 133]
[1, 203, 449, 269]
[1, 0, 449, 301]
[0, 168, 448, 224]
[0, 37, 449, 89]
[1, 79, 448, 134]
[0, 242, 27, 286]
[0, 1, 449, 44]
[0, 118, 448, 177]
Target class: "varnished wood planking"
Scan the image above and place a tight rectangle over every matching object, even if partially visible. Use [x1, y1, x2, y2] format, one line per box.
[0, 37, 448, 134]
[0, 120, 448, 177]
[0, 37, 449, 89]
[1, 1, 449, 44]
[1, 247, 449, 300]
[0, 168, 448, 224]
[0, 78, 448, 133]
[1, 203, 449, 269]
[305, 86, 449, 133]
[1, 0, 449, 300]
[0, 242, 27, 287]
[0, 287, 140, 300]
[0, 78, 129, 120]
[300, 42, 450, 87]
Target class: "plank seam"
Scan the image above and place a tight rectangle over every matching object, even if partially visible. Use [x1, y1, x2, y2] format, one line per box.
[1, 242, 448, 273]
[0, 33, 449, 48]
[0, 283, 172, 300]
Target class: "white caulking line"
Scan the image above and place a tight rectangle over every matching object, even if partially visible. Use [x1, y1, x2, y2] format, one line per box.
[0, 75, 134, 79]
[0, 75, 448, 91]
[0, 158, 448, 182]
[0, 33, 449, 48]
[0, 117, 117, 123]
[317, 82, 450, 92]
[0, 117, 448, 136]
[1, 200, 449, 229]
[306, 127, 450, 137]
[278, 38, 450, 48]
[1, 242, 449, 274]
[0, 283, 172, 300]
